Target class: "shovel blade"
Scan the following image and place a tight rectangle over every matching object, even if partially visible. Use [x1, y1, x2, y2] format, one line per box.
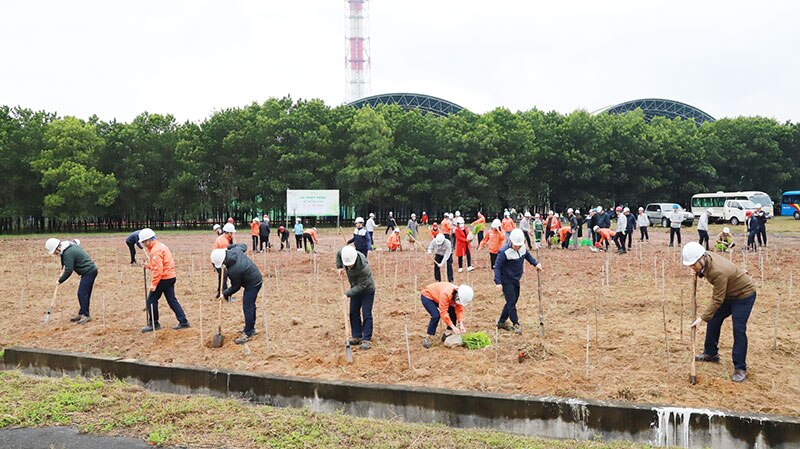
[211, 327, 224, 348]
[345, 343, 353, 363]
[43, 312, 51, 324]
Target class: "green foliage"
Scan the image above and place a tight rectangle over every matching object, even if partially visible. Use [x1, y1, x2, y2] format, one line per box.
[461, 331, 493, 349]
[148, 424, 174, 446]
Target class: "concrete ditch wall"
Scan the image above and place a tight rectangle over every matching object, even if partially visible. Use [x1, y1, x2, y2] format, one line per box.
[2, 346, 799, 448]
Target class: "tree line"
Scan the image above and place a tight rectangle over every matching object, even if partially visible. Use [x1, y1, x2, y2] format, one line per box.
[1, 98, 799, 233]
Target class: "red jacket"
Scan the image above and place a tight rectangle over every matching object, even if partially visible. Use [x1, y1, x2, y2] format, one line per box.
[454, 227, 471, 257]
[430, 223, 440, 239]
[421, 213, 428, 224]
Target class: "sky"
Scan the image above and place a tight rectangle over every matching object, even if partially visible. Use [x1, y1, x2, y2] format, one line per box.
[1, 0, 798, 123]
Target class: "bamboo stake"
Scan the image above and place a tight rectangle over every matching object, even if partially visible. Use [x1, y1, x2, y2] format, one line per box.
[662, 294, 670, 372]
[772, 291, 781, 351]
[404, 323, 412, 369]
[585, 320, 590, 381]
[759, 248, 764, 288]
[680, 288, 684, 341]
[261, 280, 269, 353]
[19, 288, 24, 312]
[102, 294, 107, 329]
[394, 249, 399, 297]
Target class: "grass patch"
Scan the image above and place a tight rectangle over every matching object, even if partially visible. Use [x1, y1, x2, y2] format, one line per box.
[0, 370, 656, 449]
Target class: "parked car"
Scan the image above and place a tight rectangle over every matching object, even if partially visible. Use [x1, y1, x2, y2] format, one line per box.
[645, 203, 694, 227]
[722, 199, 758, 225]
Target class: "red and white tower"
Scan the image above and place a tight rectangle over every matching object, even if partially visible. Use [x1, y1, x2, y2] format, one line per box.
[345, 0, 371, 102]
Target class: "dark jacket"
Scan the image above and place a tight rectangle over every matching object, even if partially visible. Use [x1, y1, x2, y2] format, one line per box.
[493, 244, 538, 285]
[58, 244, 97, 284]
[347, 227, 372, 255]
[222, 243, 263, 298]
[125, 231, 143, 248]
[336, 249, 375, 297]
[259, 221, 270, 237]
[596, 212, 611, 229]
[568, 214, 579, 231]
[747, 217, 761, 234]
[625, 214, 636, 233]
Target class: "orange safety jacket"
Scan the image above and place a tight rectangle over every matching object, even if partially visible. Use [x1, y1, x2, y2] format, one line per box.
[430, 224, 440, 238]
[440, 218, 452, 235]
[558, 226, 572, 243]
[597, 228, 615, 243]
[214, 233, 232, 250]
[146, 241, 176, 289]
[387, 233, 401, 250]
[420, 282, 464, 329]
[472, 213, 486, 225]
[250, 222, 259, 236]
[479, 228, 506, 254]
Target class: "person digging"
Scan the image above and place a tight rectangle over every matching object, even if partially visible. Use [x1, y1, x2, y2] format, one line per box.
[419, 282, 474, 348]
[336, 245, 376, 350]
[494, 229, 542, 335]
[683, 242, 756, 383]
[139, 228, 190, 333]
[45, 238, 97, 325]
[211, 244, 263, 345]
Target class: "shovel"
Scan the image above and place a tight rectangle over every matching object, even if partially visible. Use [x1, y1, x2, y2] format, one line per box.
[339, 276, 353, 363]
[211, 267, 226, 348]
[43, 270, 64, 324]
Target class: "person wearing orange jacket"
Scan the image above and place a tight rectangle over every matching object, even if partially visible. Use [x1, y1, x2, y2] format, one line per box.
[472, 211, 486, 246]
[139, 228, 190, 333]
[303, 227, 319, 253]
[454, 218, 474, 272]
[440, 214, 452, 244]
[593, 226, 615, 252]
[479, 219, 506, 268]
[213, 223, 235, 298]
[430, 222, 440, 239]
[545, 211, 561, 247]
[419, 282, 474, 348]
[250, 218, 260, 253]
[421, 211, 429, 226]
[501, 211, 516, 239]
[387, 228, 402, 251]
[558, 226, 573, 249]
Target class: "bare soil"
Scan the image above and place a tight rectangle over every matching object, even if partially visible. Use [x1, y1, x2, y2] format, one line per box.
[1, 224, 799, 418]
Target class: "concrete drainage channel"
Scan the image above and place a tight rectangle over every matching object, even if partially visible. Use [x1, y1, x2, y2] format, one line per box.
[2, 347, 799, 449]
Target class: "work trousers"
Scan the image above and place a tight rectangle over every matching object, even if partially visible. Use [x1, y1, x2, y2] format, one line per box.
[76, 269, 98, 317]
[126, 242, 137, 264]
[670, 228, 682, 246]
[704, 292, 756, 371]
[613, 232, 626, 252]
[252, 235, 259, 252]
[241, 282, 262, 337]
[698, 230, 710, 250]
[434, 253, 454, 283]
[349, 289, 375, 341]
[421, 295, 457, 336]
[295, 235, 302, 249]
[639, 226, 649, 241]
[498, 280, 521, 325]
[146, 277, 188, 327]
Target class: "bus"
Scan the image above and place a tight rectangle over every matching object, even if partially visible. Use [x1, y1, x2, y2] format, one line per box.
[691, 191, 773, 222]
[781, 191, 800, 219]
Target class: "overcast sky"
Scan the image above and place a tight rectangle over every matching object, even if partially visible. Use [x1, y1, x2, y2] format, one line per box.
[1, 1, 797, 123]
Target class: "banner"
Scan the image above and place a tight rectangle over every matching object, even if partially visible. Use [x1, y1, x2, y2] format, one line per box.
[286, 189, 339, 216]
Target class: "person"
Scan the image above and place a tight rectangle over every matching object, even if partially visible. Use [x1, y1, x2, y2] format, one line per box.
[698, 208, 712, 250]
[213, 224, 222, 236]
[637, 207, 650, 241]
[501, 211, 515, 239]
[613, 206, 627, 254]
[494, 229, 542, 335]
[387, 228, 402, 251]
[420, 283, 473, 348]
[303, 227, 319, 253]
[440, 213, 453, 246]
[385, 211, 397, 235]
[558, 225, 573, 249]
[669, 204, 683, 247]
[421, 211, 428, 226]
[575, 209, 584, 241]
[139, 228, 190, 333]
[755, 205, 769, 247]
[213, 223, 236, 297]
[585, 209, 597, 245]
[227, 217, 235, 225]
[211, 244, 263, 344]
[293, 218, 304, 251]
[347, 216, 372, 259]
[624, 207, 635, 250]
[533, 213, 544, 249]
[519, 212, 533, 250]
[366, 213, 377, 246]
[278, 225, 290, 251]
[595, 206, 611, 230]
[125, 230, 143, 265]
[567, 208, 579, 249]
[454, 218, 474, 272]
[684, 242, 756, 383]
[592, 226, 615, 252]
[716, 227, 736, 252]
[746, 211, 759, 251]
[479, 219, 506, 268]
[259, 215, 271, 252]
[427, 233, 453, 282]
[430, 222, 440, 239]
[336, 245, 376, 350]
[448, 213, 457, 245]
[545, 211, 561, 247]
[250, 218, 260, 253]
[407, 213, 419, 240]
[472, 211, 486, 247]
[45, 238, 97, 325]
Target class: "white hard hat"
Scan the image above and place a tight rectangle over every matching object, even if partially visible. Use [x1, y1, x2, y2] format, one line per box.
[575, 209, 580, 214]
[548, 210, 554, 215]
[253, 217, 259, 222]
[723, 227, 731, 234]
[524, 211, 531, 217]
[706, 208, 713, 214]
[341, 246, 358, 266]
[491, 219, 501, 229]
[138, 228, 156, 242]
[756, 205, 762, 209]
[449, 213, 455, 219]
[567, 208, 574, 214]
[355, 216, 365, 224]
[457, 284, 473, 306]
[638, 207, 644, 211]
[393, 228, 400, 233]
[389, 211, 393, 215]
[534, 213, 540, 219]
[455, 211, 461, 217]
[295, 218, 301, 223]
[623, 207, 630, 213]
[434, 233, 446, 244]
[682, 242, 706, 266]
[411, 213, 416, 218]
[369, 213, 375, 218]
[593, 225, 600, 232]
[210, 249, 226, 269]
[45, 238, 60, 254]
[509, 229, 525, 246]
[222, 223, 236, 233]
[213, 224, 221, 231]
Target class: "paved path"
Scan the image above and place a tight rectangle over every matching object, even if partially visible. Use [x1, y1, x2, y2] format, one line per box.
[0, 426, 180, 448]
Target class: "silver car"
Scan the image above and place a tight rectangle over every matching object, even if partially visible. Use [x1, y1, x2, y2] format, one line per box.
[645, 203, 695, 227]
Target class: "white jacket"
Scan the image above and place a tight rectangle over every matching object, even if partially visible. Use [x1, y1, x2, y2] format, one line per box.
[669, 211, 683, 229]
[697, 214, 709, 231]
[366, 218, 376, 232]
[616, 214, 627, 233]
[636, 213, 650, 227]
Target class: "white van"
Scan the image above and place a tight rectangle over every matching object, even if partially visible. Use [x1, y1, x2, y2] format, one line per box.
[691, 191, 773, 222]
[722, 199, 758, 226]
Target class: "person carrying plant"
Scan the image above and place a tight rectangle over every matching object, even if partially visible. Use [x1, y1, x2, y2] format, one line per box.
[684, 242, 756, 383]
[472, 210, 486, 246]
[139, 228, 190, 333]
[419, 282, 473, 348]
[45, 238, 97, 325]
[427, 233, 454, 282]
[336, 245, 376, 350]
[407, 213, 419, 239]
[303, 226, 319, 253]
[716, 227, 736, 252]
[494, 229, 542, 335]
[479, 219, 506, 268]
[211, 243, 262, 344]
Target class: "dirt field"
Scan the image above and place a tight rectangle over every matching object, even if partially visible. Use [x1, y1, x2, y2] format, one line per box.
[1, 220, 799, 418]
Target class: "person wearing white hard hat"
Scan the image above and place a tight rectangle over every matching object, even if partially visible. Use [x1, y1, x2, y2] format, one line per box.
[336, 245, 376, 350]
[533, 213, 544, 249]
[668, 204, 683, 247]
[471, 210, 486, 246]
[715, 227, 736, 252]
[623, 207, 635, 250]
[45, 238, 97, 325]
[585, 209, 597, 246]
[211, 243, 263, 344]
[697, 208, 712, 250]
[365, 213, 377, 244]
[387, 228, 402, 251]
[407, 213, 419, 240]
[636, 207, 650, 242]
[212, 224, 222, 236]
[612, 206, 627, 254]
[519, 212, 533, 250]
[125, 230, 144, 265]
[454, 218, 474, 272]
[683, 242, 756, 383]
[419, 282, 473, 348]
[421, 211, 428, 226]
[250, 218, 261, 253]
[478, 219, 506, 268]
[347, 217, 372, 259]
[501, 211, 515, 240]
[544, 211, 559, 248]
[440, 213, 453, 246]
[385, 211, 397, 236]
[293, 218, 304, 251]
[754, 205, 769, 247]
[213, 223, 236, 297]
[493, 229, 542, 335]
[139, 228, 190, 333]
[427, 232, 453, 282]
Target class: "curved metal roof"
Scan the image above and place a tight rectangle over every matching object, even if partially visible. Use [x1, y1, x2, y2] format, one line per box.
[595, 98, 715, 124]
[347, 93, 464, 116]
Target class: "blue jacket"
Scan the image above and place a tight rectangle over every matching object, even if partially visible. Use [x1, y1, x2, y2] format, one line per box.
[125, 230, 143, 249]
[596, 213, 611, 229]
[293, 223, 304, 235]
[348, 227, 372, 255]
[493, 244, 539, 285]
[625, 214, 636, 233]
[747, 217, 761, 233]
